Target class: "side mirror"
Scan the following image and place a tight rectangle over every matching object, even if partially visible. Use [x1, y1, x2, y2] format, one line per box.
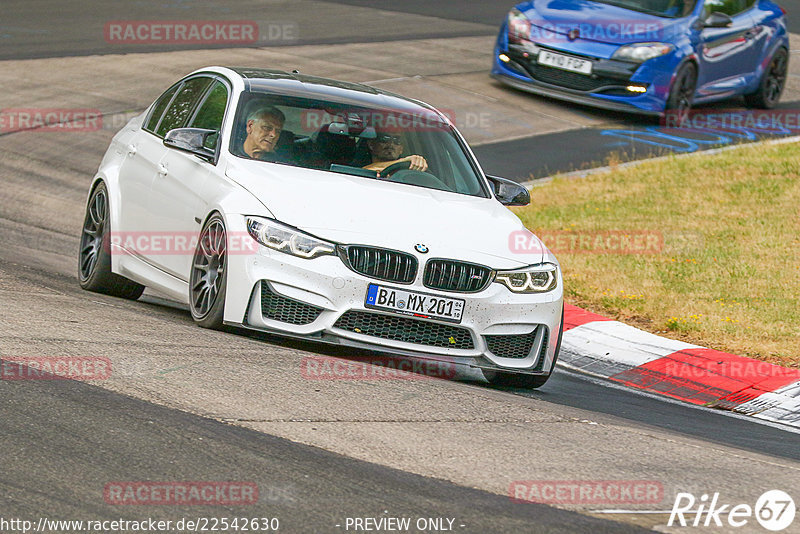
[702, 12, 733, 28]
[163, 128, 218, 163]
[486, 175, 530, 206]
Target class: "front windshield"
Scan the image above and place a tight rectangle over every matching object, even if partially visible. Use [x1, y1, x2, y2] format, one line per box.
[591, 0, 697, 18]
[228, 91, 489, 198]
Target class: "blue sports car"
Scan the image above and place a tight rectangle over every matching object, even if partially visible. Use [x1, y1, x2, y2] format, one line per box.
[492, 0, 789, 116]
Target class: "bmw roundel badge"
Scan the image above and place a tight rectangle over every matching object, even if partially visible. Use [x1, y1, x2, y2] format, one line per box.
[415, 244, 429, 254]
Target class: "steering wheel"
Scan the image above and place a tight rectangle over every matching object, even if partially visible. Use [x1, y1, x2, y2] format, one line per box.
[378, 160, 412, 178]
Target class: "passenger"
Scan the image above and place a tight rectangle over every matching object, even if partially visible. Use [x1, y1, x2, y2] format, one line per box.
[242, 106, 285, 161]
[362, 132, 428, 174]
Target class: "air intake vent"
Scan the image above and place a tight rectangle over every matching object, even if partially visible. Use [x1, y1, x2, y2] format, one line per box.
[334, 310, 473, 349]
[261, 283, 324, 325]
[485, 328, 539, 359]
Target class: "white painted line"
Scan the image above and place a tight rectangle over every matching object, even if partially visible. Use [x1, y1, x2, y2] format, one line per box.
[590, 510, 676, 514]
[561, 321, 699, 368]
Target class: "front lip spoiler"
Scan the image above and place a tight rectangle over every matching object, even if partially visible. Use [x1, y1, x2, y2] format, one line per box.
[491, 71, 663, 117]
[225, 320, 551, 376]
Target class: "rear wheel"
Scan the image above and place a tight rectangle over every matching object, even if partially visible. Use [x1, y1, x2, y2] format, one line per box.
[665, 62, 697, 126]
[745, 48, 788, 109]
[483, 306, 564, 389]
[189, 214, 228, 329]
[78, 182, 145, 300]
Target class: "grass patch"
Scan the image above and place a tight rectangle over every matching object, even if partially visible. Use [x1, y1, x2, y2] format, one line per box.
[513, 142, 800, 367]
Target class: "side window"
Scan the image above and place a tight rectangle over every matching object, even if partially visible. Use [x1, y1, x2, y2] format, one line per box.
[187, 81, 229, 150]
[703, 0, 746, 17]
[156, 77, 213, 138]
[144, 84, 179, 134]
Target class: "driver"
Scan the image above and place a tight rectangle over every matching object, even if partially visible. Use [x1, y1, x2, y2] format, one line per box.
[242, 106, 285, 161]
[362, 131, 428, 174]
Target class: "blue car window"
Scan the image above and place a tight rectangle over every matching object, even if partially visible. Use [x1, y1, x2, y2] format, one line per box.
[703, 0, 748, 17]
[592, 0, 697, 18]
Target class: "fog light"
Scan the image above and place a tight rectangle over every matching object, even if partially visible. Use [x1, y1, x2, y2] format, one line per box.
[626, 85, 647, 93]
[499, 54, 510, 63]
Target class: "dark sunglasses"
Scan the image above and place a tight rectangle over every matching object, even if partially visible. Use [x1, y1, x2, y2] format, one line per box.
[376, 134, 402, 144]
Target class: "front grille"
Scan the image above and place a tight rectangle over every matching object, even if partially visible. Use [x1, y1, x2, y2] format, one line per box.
[261, 283, 323, 325]
[531, 65, 621, 91]
[423, 259, 493, 293]
[342, 246, 417, 284]
[334, 310, 474, 349]
[485, 328, 539, 359]
[507, 48, 631, 92]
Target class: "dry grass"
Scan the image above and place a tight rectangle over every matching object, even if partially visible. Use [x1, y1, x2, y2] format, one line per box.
[513, 142, 800, 367]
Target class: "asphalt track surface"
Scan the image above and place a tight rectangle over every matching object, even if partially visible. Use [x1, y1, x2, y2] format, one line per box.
[0, 364, 646, 533]
[2, 2, 800, 533]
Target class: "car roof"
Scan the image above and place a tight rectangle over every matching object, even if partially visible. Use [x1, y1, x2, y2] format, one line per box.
[226, 67, 443, 117]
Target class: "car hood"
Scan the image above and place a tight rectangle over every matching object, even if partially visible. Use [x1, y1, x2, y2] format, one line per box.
[225, 159, 544, 269]
[519, 0, 684, 45]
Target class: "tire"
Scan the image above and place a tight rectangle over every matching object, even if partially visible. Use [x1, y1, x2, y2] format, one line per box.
[189, 214, 227, 329]
[745, 48, 788, 109]
[665, 62, 698, 126]
[483, 305, 564, 389]
[78, 182, 145, 300]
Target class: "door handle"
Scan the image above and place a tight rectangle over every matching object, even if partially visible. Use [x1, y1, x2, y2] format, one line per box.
[127, 144, 137, 157]
[157, 163, 168, 177]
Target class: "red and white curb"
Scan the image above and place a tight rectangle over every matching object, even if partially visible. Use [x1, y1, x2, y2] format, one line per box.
[559, 304, 800, 428]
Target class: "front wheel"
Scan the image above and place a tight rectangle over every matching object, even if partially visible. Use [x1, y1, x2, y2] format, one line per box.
[483, 306, 564, 389]
[189, 214, 228, 329]
[78, 182, 145, 300]
[665, 62, 698, 126]
[745, 48, 788, 109]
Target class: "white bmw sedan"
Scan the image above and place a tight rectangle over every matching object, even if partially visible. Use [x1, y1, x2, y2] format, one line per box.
[79, 66, 564, 388]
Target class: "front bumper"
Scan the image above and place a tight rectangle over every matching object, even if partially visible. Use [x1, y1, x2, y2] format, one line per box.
[224, 239, 563, 375]
[492, 37, 676, 116]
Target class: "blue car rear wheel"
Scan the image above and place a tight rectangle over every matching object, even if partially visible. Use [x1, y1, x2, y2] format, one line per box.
[745, 48, 788, 109]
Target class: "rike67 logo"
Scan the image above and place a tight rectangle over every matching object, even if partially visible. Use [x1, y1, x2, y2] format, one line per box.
[669, 490, 795, 531]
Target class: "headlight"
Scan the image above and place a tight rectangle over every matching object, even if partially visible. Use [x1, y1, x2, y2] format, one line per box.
[495, 263, 558, 293]
[612, 43, 674, 63]
[508, 8, 531, 44]
[245, 216, 336, 259]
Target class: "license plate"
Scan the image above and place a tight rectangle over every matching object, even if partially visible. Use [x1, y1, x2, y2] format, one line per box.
[538, 51, 592, 75]
[365, 284, 465, 324]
